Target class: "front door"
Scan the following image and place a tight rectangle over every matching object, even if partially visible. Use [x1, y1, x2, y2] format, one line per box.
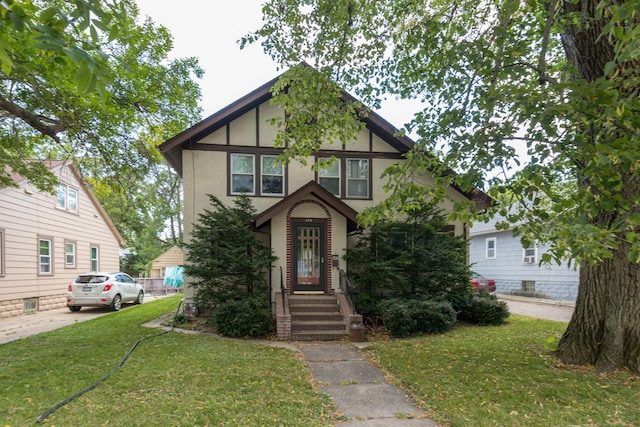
[292, 220, 326, 293]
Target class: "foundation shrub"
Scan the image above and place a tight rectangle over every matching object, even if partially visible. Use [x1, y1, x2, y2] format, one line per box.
[458, 291, 509, 325]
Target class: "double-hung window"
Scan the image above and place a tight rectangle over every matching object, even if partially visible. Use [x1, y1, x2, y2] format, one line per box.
[523, 246, 537, 264]
[346, 158, 369, 198]
[318, 158, 341, 196]
[230, 154, 255, 195]
[261, 155, 284, 196]
[56, 184, 78, 212]
[318, 157, 370, 198]
[65, 241, 76, 268]
[39, 238, 52, 274]
[486, 237, 496, 259]
[91, 245, 99, 271]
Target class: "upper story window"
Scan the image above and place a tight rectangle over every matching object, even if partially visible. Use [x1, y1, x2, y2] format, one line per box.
[318, 158, 341, 196]
[318, 157, 371, 199]
[39, 238, 53, 274]
[346, 158, 369, 198]
[485, 237, 496, 259]
[523, 246, 537, 264]
[56, 184, 78, 213]
[261, 155, 284, 196]
[231, 154, 255, 195]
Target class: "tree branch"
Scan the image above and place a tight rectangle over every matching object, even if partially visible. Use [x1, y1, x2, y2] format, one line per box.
[0, 93, 65, 142]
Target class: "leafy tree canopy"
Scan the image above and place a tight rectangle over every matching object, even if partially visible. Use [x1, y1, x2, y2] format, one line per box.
[245, 1, 640, 373]
[1, 0, 203, 191]
[1, 0, 201, 273]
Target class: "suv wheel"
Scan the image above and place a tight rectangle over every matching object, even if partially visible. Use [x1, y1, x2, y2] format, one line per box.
[110, 294, 122, 312]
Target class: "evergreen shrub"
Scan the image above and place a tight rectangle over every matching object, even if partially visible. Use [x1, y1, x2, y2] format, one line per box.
[458, 291, 510, 325]
[214, 296, 274, 337]
[382, 299, 457, 337]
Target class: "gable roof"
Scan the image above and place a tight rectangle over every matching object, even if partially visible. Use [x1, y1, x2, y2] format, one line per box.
[159, 67, 492, 209]
[159, 72, 415, 176]
[5, 160, 125, 245]
[254, 180, 359, 232]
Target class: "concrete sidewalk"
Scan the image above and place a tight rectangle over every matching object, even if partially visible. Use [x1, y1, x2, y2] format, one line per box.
[299, 343, 439, 426]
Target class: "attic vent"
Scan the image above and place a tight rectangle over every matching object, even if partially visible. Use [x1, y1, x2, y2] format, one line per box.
[522, 280, 535, 293]
[24, 298, 38, 313]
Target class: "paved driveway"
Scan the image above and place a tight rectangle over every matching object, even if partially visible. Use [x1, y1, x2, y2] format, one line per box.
[499, 294, 574, 322]
[0, 295, 169, 345]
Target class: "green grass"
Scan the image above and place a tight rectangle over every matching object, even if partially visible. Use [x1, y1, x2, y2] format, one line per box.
[0, 296, 335, 426]
[3, 299, 638, 426]
[364, 315, 640, 427]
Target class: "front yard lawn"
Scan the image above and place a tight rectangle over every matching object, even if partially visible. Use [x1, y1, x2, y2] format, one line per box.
[0, 295, 334, 426]
[365, 315, 640, 426]
[2, 296, 638, 426]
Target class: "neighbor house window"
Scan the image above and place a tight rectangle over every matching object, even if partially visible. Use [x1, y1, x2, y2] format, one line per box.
[39, 238, 52, 274]
[486, 237, 496, 259]
[90, 245, 99, 271]
[65, 241, 76, 267]
[318, 158, 341, 196]
[346, 158, 369, 198]
[230, 154, 255, 195]
[261, 155, 284, 195]
[0, 228, 4, 276]
[523, 246, 537, 264]
[55, 184, 78, 213]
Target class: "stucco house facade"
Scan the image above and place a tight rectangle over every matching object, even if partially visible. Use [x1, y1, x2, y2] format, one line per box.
[469, 217, 579, 301]
[160, 72, 490, 339]
[0, 160, 123, 317]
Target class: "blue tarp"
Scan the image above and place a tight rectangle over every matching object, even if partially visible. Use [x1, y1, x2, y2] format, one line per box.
[163, 266, 184, 288]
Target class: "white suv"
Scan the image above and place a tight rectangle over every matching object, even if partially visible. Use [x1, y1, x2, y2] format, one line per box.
[67, 272, 144, 312]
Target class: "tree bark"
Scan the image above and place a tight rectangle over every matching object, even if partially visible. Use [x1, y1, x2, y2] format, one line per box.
[556, 0, 640, 373]
[558, 231, 640, 372]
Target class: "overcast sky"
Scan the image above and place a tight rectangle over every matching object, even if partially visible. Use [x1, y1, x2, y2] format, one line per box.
[134, 0, 418, 130]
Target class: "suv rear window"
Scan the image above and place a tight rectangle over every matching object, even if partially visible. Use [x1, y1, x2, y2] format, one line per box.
[75, 275, 108, 284]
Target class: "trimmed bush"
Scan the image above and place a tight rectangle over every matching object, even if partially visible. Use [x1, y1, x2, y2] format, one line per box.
[382, 299, 457, 337]
[214, 296, 274, 337]
[458, 291, 510, 325]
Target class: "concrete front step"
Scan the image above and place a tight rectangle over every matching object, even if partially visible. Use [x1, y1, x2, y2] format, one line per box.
[292, 320, 346, 332]
[288, 295, 347, 341]
[291, 330, 348, 341]
[289, 304, 341, 313]
[291, 312, 344, 322]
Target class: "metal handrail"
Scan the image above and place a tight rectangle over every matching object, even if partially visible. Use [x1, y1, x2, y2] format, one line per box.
[280, 266, 285, 315]
[338, 269, 357, 314]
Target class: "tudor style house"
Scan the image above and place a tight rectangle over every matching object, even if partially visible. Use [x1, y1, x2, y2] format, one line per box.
[160, 71, 490, 340]
[0, 160, 123, 317]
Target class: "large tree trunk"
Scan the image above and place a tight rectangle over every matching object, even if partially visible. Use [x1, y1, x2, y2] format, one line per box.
[558, 230, 640, 373]
[556, 0, 640, 373]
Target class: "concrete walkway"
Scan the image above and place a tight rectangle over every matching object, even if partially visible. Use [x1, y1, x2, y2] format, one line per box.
[299, 342, 439, 426]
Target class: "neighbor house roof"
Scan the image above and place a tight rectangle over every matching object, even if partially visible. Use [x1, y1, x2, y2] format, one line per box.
[5, 160, 125, 245]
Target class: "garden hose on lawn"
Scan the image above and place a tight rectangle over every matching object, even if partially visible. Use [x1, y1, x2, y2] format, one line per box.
[35, 298, 185, 424]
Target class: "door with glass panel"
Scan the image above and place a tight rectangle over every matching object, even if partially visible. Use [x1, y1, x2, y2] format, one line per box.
[292, 220, 326, 292]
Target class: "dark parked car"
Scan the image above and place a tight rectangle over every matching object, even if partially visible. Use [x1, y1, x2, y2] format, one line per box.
[470, 273, 496, 293]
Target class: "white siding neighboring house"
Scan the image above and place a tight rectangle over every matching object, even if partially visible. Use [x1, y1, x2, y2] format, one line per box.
[0, 160, 124, 317]
[469, 215, 579, 301]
